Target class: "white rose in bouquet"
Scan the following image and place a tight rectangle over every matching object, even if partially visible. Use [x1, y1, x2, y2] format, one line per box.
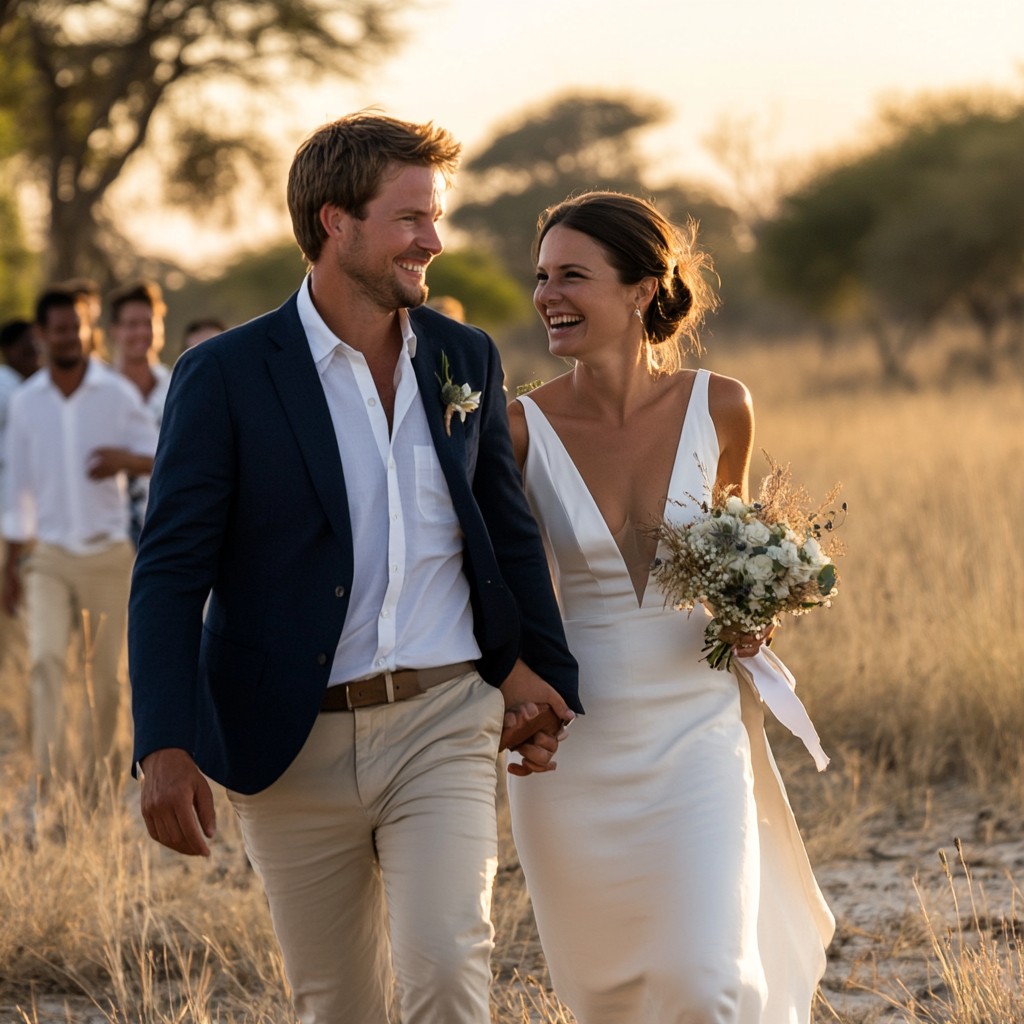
[746, 554, 775, 581]
[743, 519, 772, 545]
[778, 540, 802, 568]
[802, 537, 826, 567]
[725, 495, 747, 516]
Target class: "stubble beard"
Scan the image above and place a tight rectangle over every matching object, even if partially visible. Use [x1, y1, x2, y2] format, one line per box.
[337, 227, 428, 312]
[52, 354, 85, 371]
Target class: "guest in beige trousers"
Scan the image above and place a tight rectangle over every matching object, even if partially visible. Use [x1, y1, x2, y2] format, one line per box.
[2, 290, 158, 780]
[129, 114, 582, 1024]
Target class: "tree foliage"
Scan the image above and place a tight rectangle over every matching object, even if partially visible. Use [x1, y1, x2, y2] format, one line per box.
[758, 98, 1024, 380]
[426, 248, 531, 329]
[451, 94, 739, 291]
[0, 0, 405, 283]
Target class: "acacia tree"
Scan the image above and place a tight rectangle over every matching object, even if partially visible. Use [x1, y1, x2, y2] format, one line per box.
[758, 98, 1024, 382]
[0, 0, 404, 282]
[451, 94, 738, 289]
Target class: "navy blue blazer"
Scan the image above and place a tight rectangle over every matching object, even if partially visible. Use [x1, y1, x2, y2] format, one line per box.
[128, 294, 580, 795]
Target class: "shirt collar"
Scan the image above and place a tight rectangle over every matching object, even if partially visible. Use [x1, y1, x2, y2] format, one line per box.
[297, 274, 418, 373]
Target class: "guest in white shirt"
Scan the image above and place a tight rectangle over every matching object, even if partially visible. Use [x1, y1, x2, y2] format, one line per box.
[0, 319, 40, 707]
[2, 290, 159, 782]
[108, 280, 171, 546]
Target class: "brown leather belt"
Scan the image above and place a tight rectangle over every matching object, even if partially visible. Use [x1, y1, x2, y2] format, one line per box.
[320, 661, 476, 712]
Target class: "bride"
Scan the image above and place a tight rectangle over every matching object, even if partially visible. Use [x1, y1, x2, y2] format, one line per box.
[505, 192, 834, 1024]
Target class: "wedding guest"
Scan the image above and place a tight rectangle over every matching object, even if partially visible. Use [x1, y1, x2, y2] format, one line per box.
[108, 280, 170, 545]
[2, 290, 158, 781]
[183, 317, 226, 350]
[0, 319, 40, 694]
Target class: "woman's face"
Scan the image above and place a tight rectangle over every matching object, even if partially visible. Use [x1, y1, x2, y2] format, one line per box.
[534, 224, 644, 362]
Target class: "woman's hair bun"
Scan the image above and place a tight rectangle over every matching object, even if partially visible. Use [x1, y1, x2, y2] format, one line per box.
[647, 262, 695, 345]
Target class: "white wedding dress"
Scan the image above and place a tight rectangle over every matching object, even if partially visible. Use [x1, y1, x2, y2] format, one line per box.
[508, 369, 834, 1024]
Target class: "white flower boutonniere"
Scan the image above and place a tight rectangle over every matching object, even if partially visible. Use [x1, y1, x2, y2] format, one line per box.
[436, 352, 481, 436]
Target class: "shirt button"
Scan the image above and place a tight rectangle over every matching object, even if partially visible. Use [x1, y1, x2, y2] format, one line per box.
[317, 653, 327, 665]
[367, 397, 377, 407]
[377, 658, 386, 667]
[392, 512, 399, 521]
[335, 585, 346, 598]
[381, 610, 390, 619]
[390, 564, 398, 573]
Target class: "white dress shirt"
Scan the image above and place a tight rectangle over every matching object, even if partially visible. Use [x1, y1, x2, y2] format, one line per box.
[126, 360, 172, 531]
[2, 359, 159, 555]
[296, 276, 481, 685]
[143, 360, 172, 430]
[0, 363, 26, 520]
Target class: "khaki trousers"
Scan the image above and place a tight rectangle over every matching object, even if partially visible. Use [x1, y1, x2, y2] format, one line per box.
[228, 671, 505, 1024]
[24, 541, 133, 779]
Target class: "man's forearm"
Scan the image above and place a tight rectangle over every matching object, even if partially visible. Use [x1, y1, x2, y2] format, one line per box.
[125, 453, 155, 476]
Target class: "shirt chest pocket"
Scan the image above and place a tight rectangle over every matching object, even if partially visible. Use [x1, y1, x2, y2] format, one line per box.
[413, 445, 459, 524]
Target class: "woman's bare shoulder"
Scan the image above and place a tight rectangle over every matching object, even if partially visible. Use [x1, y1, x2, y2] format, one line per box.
[707, 371, 753, 423]
[506, 372, 572, 470]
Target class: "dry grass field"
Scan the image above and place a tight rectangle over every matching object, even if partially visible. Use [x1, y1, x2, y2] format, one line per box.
[2, 335, 1024, 1022]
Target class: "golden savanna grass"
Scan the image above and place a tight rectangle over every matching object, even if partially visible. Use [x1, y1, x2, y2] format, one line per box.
[1, 336, 1023, 1021]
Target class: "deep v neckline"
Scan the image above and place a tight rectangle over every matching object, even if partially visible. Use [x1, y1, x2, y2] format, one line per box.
[521, 371, 704, 609]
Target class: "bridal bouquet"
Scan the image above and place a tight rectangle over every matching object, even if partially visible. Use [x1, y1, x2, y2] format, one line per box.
[652, 455, 844, 671]
[651, 456, 843, 771]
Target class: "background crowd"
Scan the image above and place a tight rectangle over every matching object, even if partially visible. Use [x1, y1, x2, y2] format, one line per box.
[0, 282, 226, 787]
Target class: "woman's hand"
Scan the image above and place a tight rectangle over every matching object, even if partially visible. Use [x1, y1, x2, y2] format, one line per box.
[732, 623, 775, 659]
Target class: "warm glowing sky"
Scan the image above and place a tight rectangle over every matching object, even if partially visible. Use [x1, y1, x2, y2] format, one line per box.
[122, 0, 1024, 271]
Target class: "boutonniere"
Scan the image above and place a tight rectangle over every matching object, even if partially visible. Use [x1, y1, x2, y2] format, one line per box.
[436, 352, 481, 436]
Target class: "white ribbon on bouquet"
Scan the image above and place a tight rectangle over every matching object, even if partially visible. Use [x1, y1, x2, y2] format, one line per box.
[731, 648, 830, 772]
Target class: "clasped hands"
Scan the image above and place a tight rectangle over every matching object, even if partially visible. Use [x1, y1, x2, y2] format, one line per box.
[498, 658, 575, 777]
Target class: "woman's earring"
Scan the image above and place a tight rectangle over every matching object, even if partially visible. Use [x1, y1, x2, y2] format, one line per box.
[634, 305, 644, 322]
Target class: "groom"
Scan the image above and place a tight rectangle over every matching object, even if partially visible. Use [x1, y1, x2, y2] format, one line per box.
[129, 113, 581, 1024]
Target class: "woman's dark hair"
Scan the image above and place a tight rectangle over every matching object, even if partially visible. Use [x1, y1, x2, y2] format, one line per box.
[533, 191, 717, 373]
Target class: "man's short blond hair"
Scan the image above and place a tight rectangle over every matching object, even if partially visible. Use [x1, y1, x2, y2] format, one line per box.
[287, 113, 461, 263]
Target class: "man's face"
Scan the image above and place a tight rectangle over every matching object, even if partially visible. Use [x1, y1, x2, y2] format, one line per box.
[110, 300, 163, 360]
[331, 163, 445, 312]
[36, 305, 84, 371]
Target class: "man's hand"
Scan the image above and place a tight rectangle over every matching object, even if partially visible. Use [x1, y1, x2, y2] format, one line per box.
[140, 747, 216, 857]
[499, 659, 575, 777]
[88, 447, 155, 480]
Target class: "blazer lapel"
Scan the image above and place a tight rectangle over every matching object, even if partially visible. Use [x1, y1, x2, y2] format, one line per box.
[265, 297, 354, 553]
[410, 325, 472, 507]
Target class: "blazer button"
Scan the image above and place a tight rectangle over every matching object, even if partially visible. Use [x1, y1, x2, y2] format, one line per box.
[335, 585, 346, 598]
[317, 653, 327, 665]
